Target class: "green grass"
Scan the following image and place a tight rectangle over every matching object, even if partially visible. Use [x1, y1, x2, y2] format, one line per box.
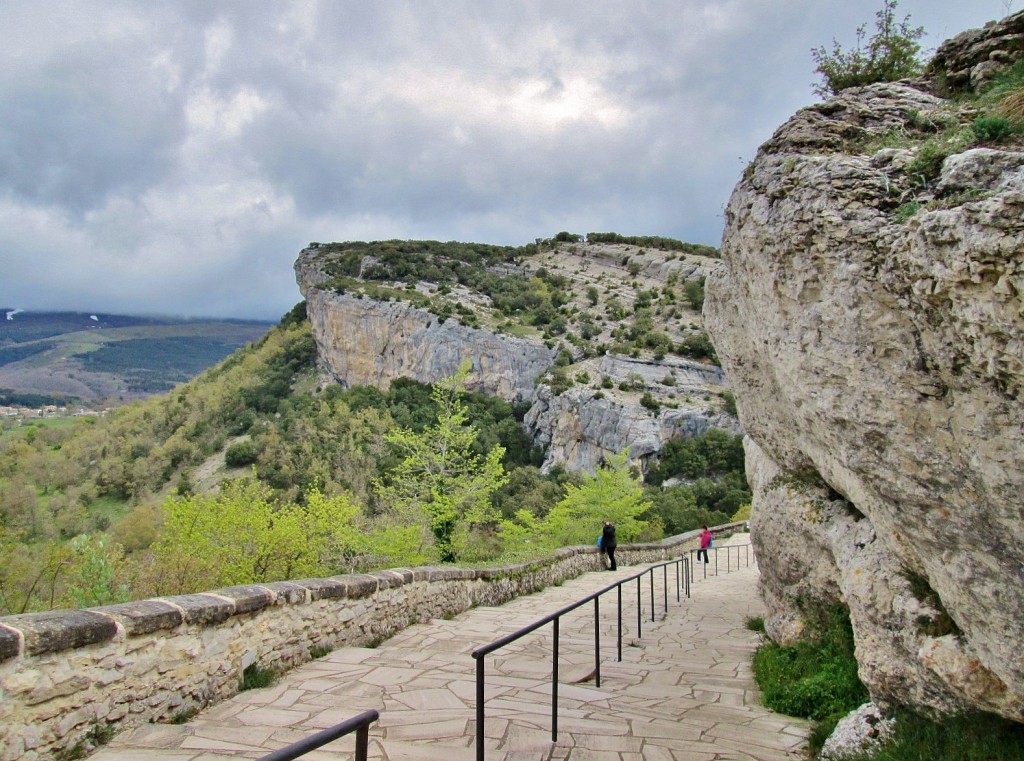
[751, 605, 1024, 760]
[842, 710, 1024, 761]
[240, 663, 277, 691]
[752, 606, 868, 750]
[87, 494, 131, 532]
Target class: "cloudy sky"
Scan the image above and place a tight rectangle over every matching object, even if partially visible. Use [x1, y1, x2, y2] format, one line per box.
[0, 1, 1008, 320]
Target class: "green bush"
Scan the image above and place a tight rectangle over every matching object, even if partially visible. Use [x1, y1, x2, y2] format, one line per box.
[971, 116, 1015, 143]
[224, 440, 260, 468]
[811, 0, 924, 97]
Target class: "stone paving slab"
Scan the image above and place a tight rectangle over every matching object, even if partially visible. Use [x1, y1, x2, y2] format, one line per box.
[94, 535, 809, 760]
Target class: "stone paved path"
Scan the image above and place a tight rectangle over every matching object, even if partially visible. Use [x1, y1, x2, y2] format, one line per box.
[93, 535, 808, 760]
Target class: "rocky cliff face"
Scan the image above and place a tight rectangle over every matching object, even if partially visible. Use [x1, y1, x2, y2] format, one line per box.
[295, 241, 735, 473]
[705, 12, 1024, 721]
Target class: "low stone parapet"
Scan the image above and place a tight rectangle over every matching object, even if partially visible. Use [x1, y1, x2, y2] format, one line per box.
[0, 523, 745, 760]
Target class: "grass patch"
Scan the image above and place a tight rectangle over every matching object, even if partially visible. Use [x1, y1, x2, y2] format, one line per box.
[309, 645, 332, 659]
[53, 723, 115, 761]
[745, 615, 765, 633]
[166, 706, 200, 724]
[893, 201, 921, 223]
[752, 605, 868, 752]
[842, 710, 1024, 761]
[240, 663, 277, 691]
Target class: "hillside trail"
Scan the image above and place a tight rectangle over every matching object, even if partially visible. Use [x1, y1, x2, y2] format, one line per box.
[92, 534, 809, 760]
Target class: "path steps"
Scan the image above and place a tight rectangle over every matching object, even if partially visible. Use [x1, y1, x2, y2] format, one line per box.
[92, 536, 808, 760]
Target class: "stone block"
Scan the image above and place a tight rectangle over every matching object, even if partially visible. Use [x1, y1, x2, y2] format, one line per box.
[166, 594, 234, 626]
[0, 624, 20, 661]
[212, 585, 273, 615]
[368, 571, 402, 590]
[2, 610, 117, 656]
[333, 574, 378, 598]
[262, 582, 308, 605]
[292, 578, 346, 601]
[91, 599, 183, 636]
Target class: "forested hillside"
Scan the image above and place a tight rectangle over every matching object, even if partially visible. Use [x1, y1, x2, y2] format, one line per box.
[0, 310, 272, 403]
[1, 257, 747, 615]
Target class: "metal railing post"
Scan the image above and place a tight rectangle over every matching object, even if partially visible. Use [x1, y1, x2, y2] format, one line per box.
[662, 564, 668, 613]
[617, 584, 622, 662]
[476, 657, 485, 761]
[552, 617, 559, 742]
[649, 569, 655, 622]
[255, 709, 379, 761]
[594, 597, 601, 688]
[636, 577, 642, 638]
[355, 725, 369, 761]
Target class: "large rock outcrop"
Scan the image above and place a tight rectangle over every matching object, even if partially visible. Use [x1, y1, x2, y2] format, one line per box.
[296, 241, 736, 473]
[705, 13, 1024, 721]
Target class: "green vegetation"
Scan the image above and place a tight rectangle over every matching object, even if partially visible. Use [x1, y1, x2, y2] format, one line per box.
[0, 341, 57, 366]
[0, 249, 736, 612]
[150, 481, 361, 595]
[375, 361, 508, 563]
[643, 430, 750, 536]
[0, 390, 83, 407]
[755, 604, 1024, 761]
[79, 336, 252, 393]
[501, 449, 653, 549]
[240, 663, 277, 691]
[753, 605, 869, 748]
[811, 0, 924, 97]
[582, 232, 719, 257]
[839, 711, 1024, 761]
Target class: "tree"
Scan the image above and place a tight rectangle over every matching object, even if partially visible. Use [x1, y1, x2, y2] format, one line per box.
[151, 479, 362, 594]
[811, 0, 924, 98]
[504, 449, 653, 549]
[375, 361, 508, 562]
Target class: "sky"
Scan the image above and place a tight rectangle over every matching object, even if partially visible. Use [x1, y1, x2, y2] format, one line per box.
[0, 1, 1011, 320]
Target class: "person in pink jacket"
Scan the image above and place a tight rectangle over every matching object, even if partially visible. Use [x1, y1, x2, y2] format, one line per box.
[697, 524, 712, 564]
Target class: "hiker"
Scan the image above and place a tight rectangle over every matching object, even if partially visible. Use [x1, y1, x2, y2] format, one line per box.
[697, 524, 712, 564]
[601, 521, 618, 571]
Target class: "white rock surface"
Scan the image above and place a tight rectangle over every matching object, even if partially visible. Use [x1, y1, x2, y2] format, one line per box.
[705, 17, 1024, 722]
[820, 703, 895, 761]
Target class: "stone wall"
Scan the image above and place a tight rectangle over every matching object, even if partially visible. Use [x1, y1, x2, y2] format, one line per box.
[0, 525, 744, 761]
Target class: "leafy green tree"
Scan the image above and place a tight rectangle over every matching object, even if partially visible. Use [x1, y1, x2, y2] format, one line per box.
[375, 361, 508, 562]
[64, 535, 129, 608]
[503, 449, 653, 549]
[682, 278, 705, 311]
[811, 0, 924, 97]
[151, 479, 362, 594]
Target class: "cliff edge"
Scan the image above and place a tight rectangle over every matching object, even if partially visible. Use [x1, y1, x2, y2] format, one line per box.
[296, 239, 738, 473]
[705, 12, 1024, 720]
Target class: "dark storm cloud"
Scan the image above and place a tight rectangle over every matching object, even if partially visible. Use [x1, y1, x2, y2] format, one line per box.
[0, 0, 1008, 319]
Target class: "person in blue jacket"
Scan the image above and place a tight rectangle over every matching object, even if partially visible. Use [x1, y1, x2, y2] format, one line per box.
[601, 521, 618, 571]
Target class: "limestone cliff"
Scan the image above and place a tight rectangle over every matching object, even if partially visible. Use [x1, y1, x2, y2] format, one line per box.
[705, 12, 1024, 720]
[295, 240, 735, 473]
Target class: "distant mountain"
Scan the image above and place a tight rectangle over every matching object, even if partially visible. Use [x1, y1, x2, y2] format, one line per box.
[0, 309, 273, 404]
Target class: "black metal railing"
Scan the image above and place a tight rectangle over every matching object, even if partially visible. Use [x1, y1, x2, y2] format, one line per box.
[688, 541, 754, 580]
[470, 555, 690, 761]
[255, 708, 379, 761]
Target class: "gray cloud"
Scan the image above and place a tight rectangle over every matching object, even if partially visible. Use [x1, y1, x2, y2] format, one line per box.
[0, 0, 1007, 319]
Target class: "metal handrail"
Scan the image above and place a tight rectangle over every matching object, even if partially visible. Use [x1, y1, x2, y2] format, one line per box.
[255, 708, 379, 761]
[688, 541, 754, 580]
[470, 555, 690, 761]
